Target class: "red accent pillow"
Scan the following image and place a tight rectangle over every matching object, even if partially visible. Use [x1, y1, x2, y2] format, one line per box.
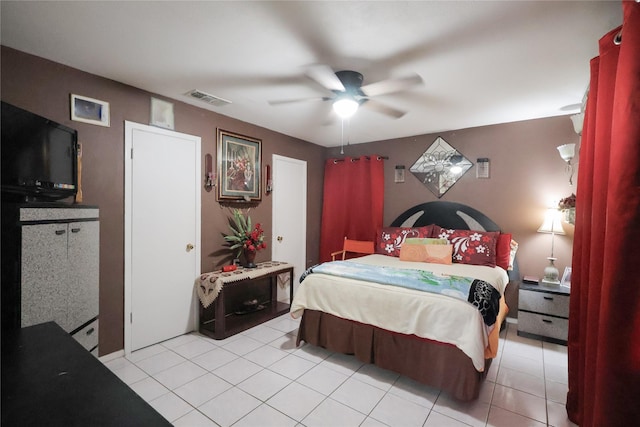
[432, 226, 499, 267]
[376, 226, 434, 257]
[495, 233, 512, 270]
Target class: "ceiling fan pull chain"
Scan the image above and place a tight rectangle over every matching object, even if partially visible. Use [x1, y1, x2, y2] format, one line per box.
[340, 118, 345, 155]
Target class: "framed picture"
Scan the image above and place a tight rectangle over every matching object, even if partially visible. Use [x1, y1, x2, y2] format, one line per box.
[70, 94, 110, 127]
[217, 129, 262, 202]
[150, 97, 174, 130]
[561, 267, 572, 288]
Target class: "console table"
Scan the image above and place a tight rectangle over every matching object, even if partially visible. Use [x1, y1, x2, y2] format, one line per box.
[197, 261, 294, 339]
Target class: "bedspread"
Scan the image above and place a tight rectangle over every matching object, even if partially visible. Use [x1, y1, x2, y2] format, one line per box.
[305, 261, 501, 326]
[290, 254, 509, 371]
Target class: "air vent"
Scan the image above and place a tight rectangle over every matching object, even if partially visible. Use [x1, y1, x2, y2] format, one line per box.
[185, 89, 232, 107]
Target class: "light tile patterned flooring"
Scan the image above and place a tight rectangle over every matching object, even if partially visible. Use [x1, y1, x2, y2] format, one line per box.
[103, 315, 577, 427]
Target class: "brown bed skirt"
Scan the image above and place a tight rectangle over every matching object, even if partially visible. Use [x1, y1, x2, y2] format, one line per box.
[296, 310, 491, 401]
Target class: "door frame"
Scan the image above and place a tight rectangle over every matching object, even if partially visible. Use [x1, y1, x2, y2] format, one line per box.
[123, 121, 201, 355]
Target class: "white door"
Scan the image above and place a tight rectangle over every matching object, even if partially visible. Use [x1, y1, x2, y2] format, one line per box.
[272, 155, 307, 301]
[124, 122, 201, 353]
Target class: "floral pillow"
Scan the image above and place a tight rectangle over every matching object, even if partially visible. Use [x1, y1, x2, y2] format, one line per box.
[432, 226, 499, 267]
[376, 226, 434, 257]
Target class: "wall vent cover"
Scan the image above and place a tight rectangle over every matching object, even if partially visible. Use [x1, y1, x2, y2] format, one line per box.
[185, 90, 232, 107]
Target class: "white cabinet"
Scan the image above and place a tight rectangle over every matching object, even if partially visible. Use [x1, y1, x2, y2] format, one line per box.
[67, 221, 100, 332]
[21, 223, 70, 329]
[2, 205, 99, 352]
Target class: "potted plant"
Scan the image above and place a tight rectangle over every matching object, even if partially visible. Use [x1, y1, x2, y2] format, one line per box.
[223, 209, 266, 268]
[559, 194, 576, 225]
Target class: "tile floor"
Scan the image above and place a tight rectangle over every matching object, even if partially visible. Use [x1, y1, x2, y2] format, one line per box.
[103, 316, 577, 427]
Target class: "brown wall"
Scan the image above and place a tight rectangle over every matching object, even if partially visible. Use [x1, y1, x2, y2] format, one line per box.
[1, 47, 325, 355]
[2, 46, 577, 354]
[326, 118, 578, 282]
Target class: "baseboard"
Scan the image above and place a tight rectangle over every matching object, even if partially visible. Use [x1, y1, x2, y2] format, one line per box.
[99, 349, 124, 363]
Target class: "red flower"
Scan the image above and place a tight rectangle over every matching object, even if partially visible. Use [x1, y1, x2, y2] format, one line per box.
[223, 209, 267, 257]
[559, 194, 576, 209]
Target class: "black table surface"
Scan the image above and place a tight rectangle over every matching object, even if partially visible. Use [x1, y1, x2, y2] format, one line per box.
[1, 322, 172, 427]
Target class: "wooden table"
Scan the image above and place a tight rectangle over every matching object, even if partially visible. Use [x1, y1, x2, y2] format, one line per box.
[198, 262, 294, 339]
[1, 322, 171, 426]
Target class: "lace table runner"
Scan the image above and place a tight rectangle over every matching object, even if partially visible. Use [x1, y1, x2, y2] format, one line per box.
[196, 261, 294, 308]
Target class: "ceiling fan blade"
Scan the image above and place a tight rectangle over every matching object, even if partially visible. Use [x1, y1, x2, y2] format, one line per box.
[305, 64, 345, 92]
[361, 74, 423, 97]
[268, 96, 329, 106]
[363, 99, 407, 119]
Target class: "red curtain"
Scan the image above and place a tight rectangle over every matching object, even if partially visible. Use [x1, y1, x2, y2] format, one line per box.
[319, 156, 384, 262]
[567, 2, 640, 426]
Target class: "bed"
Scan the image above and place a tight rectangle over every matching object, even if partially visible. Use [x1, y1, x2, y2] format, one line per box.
[291, 201, 519, 401]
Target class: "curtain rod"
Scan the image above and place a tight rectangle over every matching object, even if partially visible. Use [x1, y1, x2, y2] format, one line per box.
[333, 155, 388, 164]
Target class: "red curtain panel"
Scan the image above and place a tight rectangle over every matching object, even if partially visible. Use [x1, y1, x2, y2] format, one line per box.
[567, 2, 640, 426]
[319, 156, 384, 262]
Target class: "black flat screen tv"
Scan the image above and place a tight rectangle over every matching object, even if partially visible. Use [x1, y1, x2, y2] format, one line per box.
[1, 102, 78, 202]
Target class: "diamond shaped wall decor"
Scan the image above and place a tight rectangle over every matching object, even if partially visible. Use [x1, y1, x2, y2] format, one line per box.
[410, 136, 473, 198]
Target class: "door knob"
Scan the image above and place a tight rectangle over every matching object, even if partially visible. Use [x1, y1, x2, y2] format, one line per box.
[186, 243, 195, 252]
[277, 236, 283, 242]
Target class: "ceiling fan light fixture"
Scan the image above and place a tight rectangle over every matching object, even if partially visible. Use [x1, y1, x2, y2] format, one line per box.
[333, 97, 359, 119]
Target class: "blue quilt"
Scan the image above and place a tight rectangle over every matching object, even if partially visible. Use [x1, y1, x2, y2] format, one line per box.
[301, 261, 500, 326]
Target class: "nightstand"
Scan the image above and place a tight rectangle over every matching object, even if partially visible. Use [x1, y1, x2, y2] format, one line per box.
[517, 282, 570, 345]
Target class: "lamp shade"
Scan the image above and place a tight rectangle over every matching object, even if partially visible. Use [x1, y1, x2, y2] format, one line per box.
[538, 208, 566, 235]
[333, 97, 359, 119]
[557, 143, 576, 163]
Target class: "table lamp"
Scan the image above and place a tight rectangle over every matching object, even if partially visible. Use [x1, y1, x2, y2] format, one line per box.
[537, 208, 565, 286]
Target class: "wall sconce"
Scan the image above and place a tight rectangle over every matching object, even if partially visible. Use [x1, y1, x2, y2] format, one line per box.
[476, 158, 490, 179]
[265, 164, 272, 195]
[204, 153, 214, 192]
[537, 208, 565, 286]
[570, 112, 584, 135]
[394, 165, 406, 183]
[557, 143, 576, 185]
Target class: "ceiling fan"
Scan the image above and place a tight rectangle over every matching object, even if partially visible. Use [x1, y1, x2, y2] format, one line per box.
[268, 65, 423, 119]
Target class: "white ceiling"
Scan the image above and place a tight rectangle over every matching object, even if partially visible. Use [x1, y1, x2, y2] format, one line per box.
[1, 1, 622, 147]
